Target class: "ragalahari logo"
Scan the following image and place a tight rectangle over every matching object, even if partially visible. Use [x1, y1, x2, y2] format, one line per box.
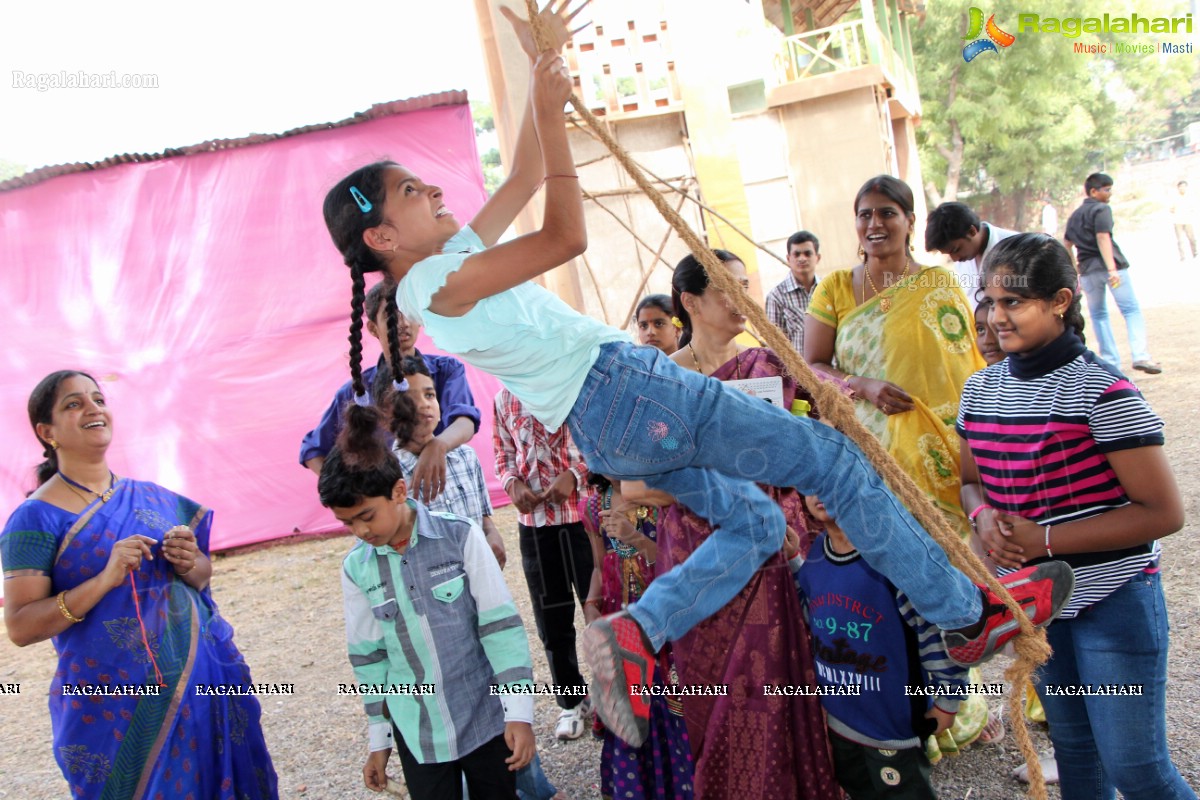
[963, 8, 1016, 61]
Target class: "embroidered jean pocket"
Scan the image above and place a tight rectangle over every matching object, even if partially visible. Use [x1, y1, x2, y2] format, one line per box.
[613, 396, 696, 469]
[371, 599, 398, 621]
[431, 575, 465, 603]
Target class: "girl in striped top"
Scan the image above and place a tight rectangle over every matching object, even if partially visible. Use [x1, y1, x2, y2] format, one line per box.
[958, 232, 1193, 800]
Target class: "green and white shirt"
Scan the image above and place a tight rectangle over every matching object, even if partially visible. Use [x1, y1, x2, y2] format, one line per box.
[341, 501, 533, 762]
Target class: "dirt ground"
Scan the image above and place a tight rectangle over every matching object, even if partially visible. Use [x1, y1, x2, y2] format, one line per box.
[2, 298, 1198, 799]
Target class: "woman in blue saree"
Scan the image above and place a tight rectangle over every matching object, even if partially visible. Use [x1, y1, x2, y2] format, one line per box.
[1, 370, 278, 800]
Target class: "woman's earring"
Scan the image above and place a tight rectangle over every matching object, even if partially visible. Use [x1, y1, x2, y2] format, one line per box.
[48, 438, 59, 451]
[909, 239, 915, 253]
[858, 246, 866, 262]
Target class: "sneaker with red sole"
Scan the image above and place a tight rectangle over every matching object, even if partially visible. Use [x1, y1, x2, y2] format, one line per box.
[580, 611, 654, 747]
[943, 561, 1075, 668]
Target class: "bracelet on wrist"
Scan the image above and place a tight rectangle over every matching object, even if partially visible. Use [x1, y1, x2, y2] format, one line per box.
[968, 503, 990, 531]
[57, 590, 85, 623]
[1044, 524, 1054, 558]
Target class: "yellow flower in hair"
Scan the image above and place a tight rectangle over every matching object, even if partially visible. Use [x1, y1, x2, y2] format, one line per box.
[671, 316, 684, 329]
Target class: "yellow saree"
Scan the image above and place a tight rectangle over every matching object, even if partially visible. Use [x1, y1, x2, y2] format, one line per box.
[809, 266, 984, 535]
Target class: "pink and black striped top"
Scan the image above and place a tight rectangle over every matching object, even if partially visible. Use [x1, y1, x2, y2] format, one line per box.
[957, 349, 1163, 618]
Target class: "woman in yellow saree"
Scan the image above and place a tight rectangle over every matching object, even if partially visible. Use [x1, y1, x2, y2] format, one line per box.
[804, 175, 995, 760]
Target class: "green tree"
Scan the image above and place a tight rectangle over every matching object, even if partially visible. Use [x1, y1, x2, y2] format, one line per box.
[471, 101, 495, 135]
[480, 147, 503, 194]
[471, 102, 503, 195]
[912, 0, 1192, 228]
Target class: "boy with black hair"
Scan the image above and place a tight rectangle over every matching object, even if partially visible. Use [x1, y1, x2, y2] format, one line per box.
[925, 201, 1017, 297]
[789, 494, 968, 800]
[766, 230, 821, 353]
[1063, 173, 1162, 374]
[320, 405, 535, 800]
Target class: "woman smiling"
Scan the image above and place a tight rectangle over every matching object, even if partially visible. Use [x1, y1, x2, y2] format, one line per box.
[1, 370, 278, 800]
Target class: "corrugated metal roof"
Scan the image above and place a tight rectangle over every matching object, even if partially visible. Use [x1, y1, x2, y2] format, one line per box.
[0, 90, 469, 193]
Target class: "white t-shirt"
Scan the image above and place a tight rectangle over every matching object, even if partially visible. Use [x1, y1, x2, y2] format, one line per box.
[952, 222, 1019, 302]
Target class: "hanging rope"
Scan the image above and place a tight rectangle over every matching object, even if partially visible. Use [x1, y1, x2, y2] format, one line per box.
[524, 4, 1050, 797]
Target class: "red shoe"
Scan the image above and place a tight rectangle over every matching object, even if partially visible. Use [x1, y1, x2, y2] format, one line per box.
[944, 561, 1075, 667]
[580, 611, 654, 747]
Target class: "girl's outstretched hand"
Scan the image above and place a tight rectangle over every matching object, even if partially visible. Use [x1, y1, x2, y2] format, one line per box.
[500, 1, 590, 58]
[532, 50, 573, 116]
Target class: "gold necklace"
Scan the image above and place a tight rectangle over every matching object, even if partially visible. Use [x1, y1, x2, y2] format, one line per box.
[60, 481, 95, 506]
[688, 342, 741, 378]
[58, 470, 117, 503]
[864, 261, 912, 313]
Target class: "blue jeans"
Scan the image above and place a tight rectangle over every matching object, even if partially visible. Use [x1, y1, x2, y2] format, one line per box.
[565, 342, 981, 650]
[1036, 572, 1196, 800]
[1079, 269, 1151, 365]
[515, 752, 558, 800]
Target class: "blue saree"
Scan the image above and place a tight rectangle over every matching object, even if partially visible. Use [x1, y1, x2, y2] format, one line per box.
[0, 479, 278, 800]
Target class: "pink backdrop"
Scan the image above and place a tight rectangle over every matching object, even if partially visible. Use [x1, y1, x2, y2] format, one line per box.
[0, 102, 509, 552]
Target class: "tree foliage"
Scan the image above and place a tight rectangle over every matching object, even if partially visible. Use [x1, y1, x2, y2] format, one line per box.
[471, 102, 503, 195]
[912, 0, 1195, 228]
[470, 101, 495, 135]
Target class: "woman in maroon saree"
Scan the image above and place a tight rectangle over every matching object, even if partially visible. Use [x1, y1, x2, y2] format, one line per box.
[655, 251, 841, 799]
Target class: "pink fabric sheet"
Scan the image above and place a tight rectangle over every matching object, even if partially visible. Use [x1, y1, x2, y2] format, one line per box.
[0, 103, 510, 551]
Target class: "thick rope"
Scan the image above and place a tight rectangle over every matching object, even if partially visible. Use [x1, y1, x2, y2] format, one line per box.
[526, 4, 1049, 796]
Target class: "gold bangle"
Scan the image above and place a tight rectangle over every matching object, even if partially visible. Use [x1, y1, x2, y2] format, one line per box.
[57, 591, 84, 623]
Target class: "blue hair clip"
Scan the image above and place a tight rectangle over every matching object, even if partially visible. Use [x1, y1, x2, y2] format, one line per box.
[349, 186, 373, 214]
[353, 391, 372, 408]
[392, 378, 409, 393]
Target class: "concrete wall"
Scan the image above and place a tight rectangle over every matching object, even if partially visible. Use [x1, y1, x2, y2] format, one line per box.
[730, 111, 799, 297]
[779, 85, 892, 274]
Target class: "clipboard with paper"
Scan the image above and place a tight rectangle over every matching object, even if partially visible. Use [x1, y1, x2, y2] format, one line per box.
[724, 376, 785, 407]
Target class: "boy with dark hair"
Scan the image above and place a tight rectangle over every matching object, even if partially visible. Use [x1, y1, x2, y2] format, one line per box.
[789, 494, 968, 800]
[925, 201, 1017, 296]
[766, 230, 821, 353]
[320, 405, 536, 800]
[1063, 173, 1162, 374]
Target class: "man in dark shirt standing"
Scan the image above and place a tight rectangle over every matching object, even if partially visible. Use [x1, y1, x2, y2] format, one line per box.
[1063, 173, 1162, 374]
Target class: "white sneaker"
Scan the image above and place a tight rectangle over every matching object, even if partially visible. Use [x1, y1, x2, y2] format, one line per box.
[555, 697, 592, 741]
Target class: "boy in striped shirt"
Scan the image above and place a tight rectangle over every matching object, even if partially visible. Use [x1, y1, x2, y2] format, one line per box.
[320, 404, 535, 800]
[790, 494, 967, 799]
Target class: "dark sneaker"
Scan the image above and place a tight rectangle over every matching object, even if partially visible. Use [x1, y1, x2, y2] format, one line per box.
[1132, 360, 1163, 375]
[580, 611, 653, 747]
[944, 561, 1075, 667]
